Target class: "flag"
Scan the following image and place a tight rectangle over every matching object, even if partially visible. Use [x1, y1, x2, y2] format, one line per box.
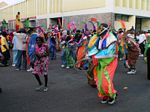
[119, 20, 126, 29]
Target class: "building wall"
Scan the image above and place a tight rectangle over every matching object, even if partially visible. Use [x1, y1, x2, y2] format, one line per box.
[1, 0, 150, 20]
[37, 0, 46, 16]
[115, 0, 150, 10]
[114, 0, 150, 17]
[27, 0, 36, 17]
[0, 0, 64, 19]
[37, 19, 47, 29]
[114, 0, 150, 31]
[0, 6, 14, 21]
[63, 13, 113, 30]
[62, 0, 106, 12]
[0, 0, 150, 31]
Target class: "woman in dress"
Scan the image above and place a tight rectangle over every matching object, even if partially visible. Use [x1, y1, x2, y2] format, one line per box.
[32, 36, 49, 92]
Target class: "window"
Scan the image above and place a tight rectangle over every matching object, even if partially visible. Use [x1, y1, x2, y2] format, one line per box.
[122, 15, 129, 21]
[115, 14, 129, 22]
[115, 14, 121, 21]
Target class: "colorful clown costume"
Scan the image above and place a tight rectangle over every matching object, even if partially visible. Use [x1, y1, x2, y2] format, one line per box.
[88, 31, 118, 104]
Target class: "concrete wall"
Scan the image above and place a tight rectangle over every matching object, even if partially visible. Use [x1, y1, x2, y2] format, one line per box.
[114, 0, 150, 17]
[63, 13, 113, 30]
[62, 0, 106, 12]
[115, 0, 150, 10]
[37, 19, 47, 30]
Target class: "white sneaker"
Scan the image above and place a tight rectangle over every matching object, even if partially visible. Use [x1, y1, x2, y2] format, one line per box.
[139, 54, 144, 57]
[35, 85, 44, 91]
[43, 87, 48, 92]
[133, 70, 136, 74]
[101, 99, 108, 104]
[61, 65, 65, 68]
[127, 70, 136, 75]
[66, 66, 70, 69]
[27, 67, 33, 72]
[119, 58, 123, 61]
[108, 98, 116, 105]
[12, 64, 15, 67]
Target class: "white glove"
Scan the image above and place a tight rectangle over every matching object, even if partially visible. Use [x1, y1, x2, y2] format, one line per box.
[83, 36, 87, 40]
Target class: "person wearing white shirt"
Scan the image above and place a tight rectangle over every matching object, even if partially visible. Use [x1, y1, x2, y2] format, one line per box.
[136, 32, 146, 56]
[14, 29, 27, 70]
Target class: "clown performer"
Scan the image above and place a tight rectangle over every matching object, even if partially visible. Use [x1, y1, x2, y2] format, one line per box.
[126, 30, 140, 75]
[88, 23, 118, 105]
[75, 34, 88, 69]
[75, 28, 97, 87]
[60, 31, 75, 68]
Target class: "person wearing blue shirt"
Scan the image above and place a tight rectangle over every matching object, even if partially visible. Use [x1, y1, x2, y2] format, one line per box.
[27, 27, 39, 72]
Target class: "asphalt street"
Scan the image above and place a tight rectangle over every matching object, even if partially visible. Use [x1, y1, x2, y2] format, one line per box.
[0, 56, 149, 112]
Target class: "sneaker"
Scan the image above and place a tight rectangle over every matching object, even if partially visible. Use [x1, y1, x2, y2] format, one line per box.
[101, 99, 107, 104]
[66, 66, 70, 69]
[133, 70, 136, 74]
[101, 96, 108, 104]
[27, 67, 33, 72]
[61, 65, 65, 68]
[43, 87, 48, 92]
[127, 70, 136, 75]
[35, 85, 44, 91]
[119, 58, 123, 61]
[108, 98, 116, 105]
[12, 64, 15, 67]
[139, 54, 144, 57]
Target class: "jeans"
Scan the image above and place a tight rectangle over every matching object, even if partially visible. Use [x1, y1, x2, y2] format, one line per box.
[50, 46, 56, 60]
[12, 50, 18, 65]
[15, 50, 27, 69]
[61, 49, 66, 65]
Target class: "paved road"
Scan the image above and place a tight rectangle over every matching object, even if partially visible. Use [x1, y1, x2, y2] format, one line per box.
[0, 56, 149, 112]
